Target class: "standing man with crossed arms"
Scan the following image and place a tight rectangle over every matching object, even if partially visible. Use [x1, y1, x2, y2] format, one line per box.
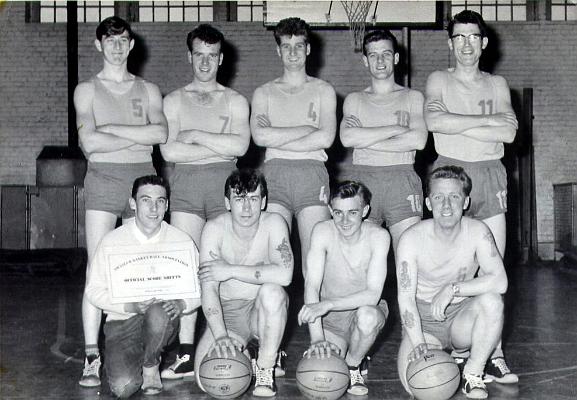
[74, 16, 168, 387]
[251, 17, 337, 280]
[160, 24, 250, 381]
[340, 29, 427, 252]
[424, 10, 518, 383]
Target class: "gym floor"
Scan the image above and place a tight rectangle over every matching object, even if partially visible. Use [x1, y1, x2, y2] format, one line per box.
[1, 250, 576, 399]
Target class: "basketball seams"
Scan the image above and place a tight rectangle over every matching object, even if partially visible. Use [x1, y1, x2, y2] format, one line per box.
[408, 372, 460, 390]
[407, 360, 460, 381]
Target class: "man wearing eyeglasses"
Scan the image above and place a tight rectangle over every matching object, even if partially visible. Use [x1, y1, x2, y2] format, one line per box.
[424, 10, 518, 386]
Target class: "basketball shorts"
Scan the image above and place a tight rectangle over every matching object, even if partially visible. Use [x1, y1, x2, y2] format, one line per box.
[340, 164, 423, 226]
[323, 300, 389, 343]
[169, 162, 235, 219]
[84, 162, 156, 218]
[264, 159, 329, 213]
[221, 298, 257, 345]
[433, 156, 507, 220]
[417, 297, 473, 350]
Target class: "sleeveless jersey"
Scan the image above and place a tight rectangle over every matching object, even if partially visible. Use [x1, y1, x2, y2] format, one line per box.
[261, 78, 327, 162]
[351, 89, 416, 166]
[177, 87, 237, 165]
[219, 214, 271, 300]
[433, 70, 504, 162]
[320, 223, 372, 301]
[416, 218, 479, 303]
[90, 76, 152, 163]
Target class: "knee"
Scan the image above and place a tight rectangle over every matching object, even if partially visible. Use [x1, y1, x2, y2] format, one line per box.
[354, 306, 386, 335]
[109, 375, 141, 399]
[257, 284, 288, 311]
[478, 293, 504, 316]
[144, 303, 170, 334]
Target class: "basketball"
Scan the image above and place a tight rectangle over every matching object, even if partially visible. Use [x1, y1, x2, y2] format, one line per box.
[198, 351, 253, 399]
[406, 349, 460, 400]
[296, 352, 350, 400]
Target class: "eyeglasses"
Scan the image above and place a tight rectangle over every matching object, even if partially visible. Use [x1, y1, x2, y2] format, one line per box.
[450, 33, 482, 44]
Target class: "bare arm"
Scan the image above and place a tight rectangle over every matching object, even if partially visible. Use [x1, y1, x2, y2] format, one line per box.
[425, 71, 517, 143]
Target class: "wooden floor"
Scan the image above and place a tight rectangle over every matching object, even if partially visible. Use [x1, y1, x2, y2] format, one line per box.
[1, 251, 577, 399]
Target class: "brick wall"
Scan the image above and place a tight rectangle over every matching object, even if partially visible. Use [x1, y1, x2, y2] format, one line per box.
[1, 2, 576, 257]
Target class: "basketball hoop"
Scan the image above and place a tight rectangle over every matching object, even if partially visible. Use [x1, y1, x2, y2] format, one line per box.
[341, 1, 373, 53]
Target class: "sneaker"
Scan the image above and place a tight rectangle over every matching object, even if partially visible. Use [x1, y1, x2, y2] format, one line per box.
[360, 356, 371, 376]
[142, 366, 163, 395]
[462, 373, 488, 399]
[79, 354, 101, 387]
[347, 367, 368, 396]
[274, 350, 287, 378]
[253, 366, 276, 397]
[484, 357, 519, 384]
[160, 354, 194, 380]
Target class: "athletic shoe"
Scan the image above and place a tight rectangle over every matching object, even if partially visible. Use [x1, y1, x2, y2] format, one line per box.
[79, 354, 101, 387]
[142, 366, 163, 395]
[462, 372, 488, 399]
[160, 354, 194, 380]
[360, 355, 371, 376]
[253, 366, 276, 397]
[274, 350, 287, 377]
[484, 356, 519, 384]
[347, 367, 368, 396]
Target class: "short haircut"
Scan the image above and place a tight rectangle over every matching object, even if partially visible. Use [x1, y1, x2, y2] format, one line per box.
[274, 17, 310, 45]
[186, 24, 224, 53]
[426, 166, 472, 197]
[131, 175, 169, 199]
[224, 169, 268, 199]
[448, 10, 487, 38]
[330, 180, 372, 207]
[96, 16, 133, 41]
[362, 29, 398, 56]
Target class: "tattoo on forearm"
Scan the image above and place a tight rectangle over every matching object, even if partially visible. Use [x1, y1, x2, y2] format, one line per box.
[399, 261, 411, 291]
[276, 238, 293, 269]
[205, 307, 220, 317]
[209, 250, 219, 260]
[483, 232, 499, 257]
[402, 310, 415, 329]
[255, 270, 261, 280]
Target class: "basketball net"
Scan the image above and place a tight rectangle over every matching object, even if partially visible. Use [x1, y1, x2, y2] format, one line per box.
[341, 1, 373, 53]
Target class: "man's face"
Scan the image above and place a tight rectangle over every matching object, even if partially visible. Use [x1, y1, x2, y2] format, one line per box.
[189, 38, 222, 82]
[426, 178, 470, 229]
[362, 39, 398, 80]
[329, 195, 369, 238]
[448, 23, 487, 67]
[277, 35, 309, 70]
[95, 31, 133, 65]
[225, 185, 266, 228]
[129, 184, 168, 236]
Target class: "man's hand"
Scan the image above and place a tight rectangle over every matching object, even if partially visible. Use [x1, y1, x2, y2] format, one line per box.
[124, 298, 156, 314]
[304, 340, 341, 359]
[430, 284, 454, 321]
[176, 130, 197, 144]
[487, 112, 518, 129]
[343, 115, 362, 128]
[161, 299, 184, 320]
[255, 114, 272, 128]
[199, 259, 232, 283]
[208, 335, 244, 358]
[298, 301, 332, 325]
[407, 342, 429, 363]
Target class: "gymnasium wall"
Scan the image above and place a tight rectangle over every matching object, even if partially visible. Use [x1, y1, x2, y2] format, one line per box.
[0, 2, 575, 258]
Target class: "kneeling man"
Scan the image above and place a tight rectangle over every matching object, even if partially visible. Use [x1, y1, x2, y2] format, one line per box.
[397, 166, 508, 399]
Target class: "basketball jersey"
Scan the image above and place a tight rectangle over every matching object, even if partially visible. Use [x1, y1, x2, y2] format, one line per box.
[177, 87, 236, 165]
[433, 70, 504, 162]
[219, 214, 271, 300]
[261, 78, 327, 162]
[351, 89, 416, 166]
[320, 223, 372, 301]
[90, 76, 152, 163]
[415, 218, 479, 303]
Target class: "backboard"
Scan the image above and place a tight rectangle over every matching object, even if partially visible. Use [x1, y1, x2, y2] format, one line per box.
[263, 1, 443, 28]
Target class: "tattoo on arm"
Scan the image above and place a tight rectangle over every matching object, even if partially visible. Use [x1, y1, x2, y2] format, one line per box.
[483, 232, 499, 257]
[276, 238, 293, 269]
[205, 307, 220, 317]
[209, 250, 219, 260]
[402, 310, 415, 329]
[254, 270, 261, 280]
[399, 261, 412, 291]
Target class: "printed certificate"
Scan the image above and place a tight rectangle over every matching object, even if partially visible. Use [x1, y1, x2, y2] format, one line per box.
[104, 241, 200, 304]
